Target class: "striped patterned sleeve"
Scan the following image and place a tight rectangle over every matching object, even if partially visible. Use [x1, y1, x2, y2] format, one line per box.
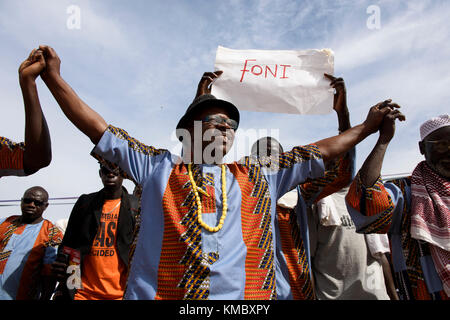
[0, 137, 25, 177]
[91, 125, 172, 185]
[250, 144, 326, 199]
[300, 147, 355, 204]
[345, 172, 407, 234]
[42, 222, 64, 275]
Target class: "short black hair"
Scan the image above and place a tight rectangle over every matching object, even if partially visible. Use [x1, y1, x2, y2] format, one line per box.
[251, 137, 284, 157]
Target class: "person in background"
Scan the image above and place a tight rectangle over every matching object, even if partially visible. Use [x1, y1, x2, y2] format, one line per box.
[51, 164, 139, 300]
[0, 186, 63, 300]
[256, 74, 356, 299]
[309, 185, 398, 299]
[346, 110, 450, 300]
[304, 74, 398, 300]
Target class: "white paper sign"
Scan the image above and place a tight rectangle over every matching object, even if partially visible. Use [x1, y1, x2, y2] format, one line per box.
[211, 46, 335, 114]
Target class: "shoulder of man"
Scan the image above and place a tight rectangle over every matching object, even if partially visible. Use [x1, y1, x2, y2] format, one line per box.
[41, 219, 64, 246]
[125, 193, 140, 217]
[0, 136, 25, 150]
[74, 191, 105, 208]
[383, 176, 411, 192]
[0, 215, 21, 224]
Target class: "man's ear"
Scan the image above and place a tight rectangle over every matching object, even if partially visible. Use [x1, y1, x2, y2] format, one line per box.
[418, 141, 425, 155]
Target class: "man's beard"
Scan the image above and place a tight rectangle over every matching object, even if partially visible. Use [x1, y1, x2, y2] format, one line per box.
[430, 160, 450, 180]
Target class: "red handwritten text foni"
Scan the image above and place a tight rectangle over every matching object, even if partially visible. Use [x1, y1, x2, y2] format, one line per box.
[240, 59, 291, 82]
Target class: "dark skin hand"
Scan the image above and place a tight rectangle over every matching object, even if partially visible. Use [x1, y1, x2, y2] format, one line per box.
[19, 49, 46, 81]
[324, 73, 351, 132]
[314, 99, 401, 163]
[51, 253, 69, 282]
[19, 49, 52, 174]
[39, 45, 107, 144]
[321, 73, 352, 174]
[359, 106, 406, 187]
[194, 71, 223, 99]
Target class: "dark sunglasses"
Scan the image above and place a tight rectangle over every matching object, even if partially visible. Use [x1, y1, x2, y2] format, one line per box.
[202, 115, 238, 130]
[21, 198, 47, 207]
[424, 139, 450, 153]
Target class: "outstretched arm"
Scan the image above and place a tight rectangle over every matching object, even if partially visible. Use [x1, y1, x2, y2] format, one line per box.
[19, 49, 52, 174]
[39, 45, 107, 144]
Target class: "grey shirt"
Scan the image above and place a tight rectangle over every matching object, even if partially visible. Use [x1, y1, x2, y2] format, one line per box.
[308, 187, 390, 300]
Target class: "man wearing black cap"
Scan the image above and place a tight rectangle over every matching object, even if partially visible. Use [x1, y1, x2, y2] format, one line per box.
[176, 71, 240, 165]
[39, 45, 400, 300]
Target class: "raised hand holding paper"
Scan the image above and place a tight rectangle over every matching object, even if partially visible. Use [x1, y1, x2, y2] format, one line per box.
[211, 46, 335, 115]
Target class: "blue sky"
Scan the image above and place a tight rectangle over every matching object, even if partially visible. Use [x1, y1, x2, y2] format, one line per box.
[1, 0, 449, 223]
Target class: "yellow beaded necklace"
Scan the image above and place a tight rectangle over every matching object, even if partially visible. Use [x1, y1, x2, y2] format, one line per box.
[187, 163, 227, 233]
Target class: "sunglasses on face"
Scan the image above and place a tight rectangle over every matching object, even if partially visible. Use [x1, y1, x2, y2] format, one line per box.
[202, 115, 238, 130]
[21, 198, 47, 207]
[424, 139, 450, 153]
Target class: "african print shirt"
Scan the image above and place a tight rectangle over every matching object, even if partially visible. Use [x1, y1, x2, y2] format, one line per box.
[345, 173, 449, 300]
[0, 216, 63, 299]
[0, 137, 25, 177]
[91, 125, 325, 300]
[276, 148, 355, 300]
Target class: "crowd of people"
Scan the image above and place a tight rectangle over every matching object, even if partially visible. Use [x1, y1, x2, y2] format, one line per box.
[0, 46, 448, 300]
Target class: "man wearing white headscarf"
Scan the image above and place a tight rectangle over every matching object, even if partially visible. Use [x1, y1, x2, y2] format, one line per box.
[346, 113, 449, 300]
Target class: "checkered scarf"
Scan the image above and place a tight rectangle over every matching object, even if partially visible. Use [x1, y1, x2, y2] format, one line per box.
[411, 161, 450, 296]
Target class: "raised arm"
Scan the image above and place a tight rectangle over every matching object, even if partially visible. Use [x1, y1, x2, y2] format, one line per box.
[194, 71, 223, 99]
[344, 108, 406, 234]
[299, 74, 354, 203]
[324, 73, 351, 133]
[39, 45, 107, 144]
[359, 107, 405, 187]
[314, 99, 399, 163]
[18, 49, 52, 174]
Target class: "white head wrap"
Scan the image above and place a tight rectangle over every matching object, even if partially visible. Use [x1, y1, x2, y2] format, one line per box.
[420, 114, 450, 141]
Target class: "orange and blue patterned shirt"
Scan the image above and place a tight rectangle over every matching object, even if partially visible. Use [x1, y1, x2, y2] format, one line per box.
[345, 173, 448, 300]
[0, 216, 63, 299]
[91, 125, 326, 300]
[0, 137, 25, 178]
